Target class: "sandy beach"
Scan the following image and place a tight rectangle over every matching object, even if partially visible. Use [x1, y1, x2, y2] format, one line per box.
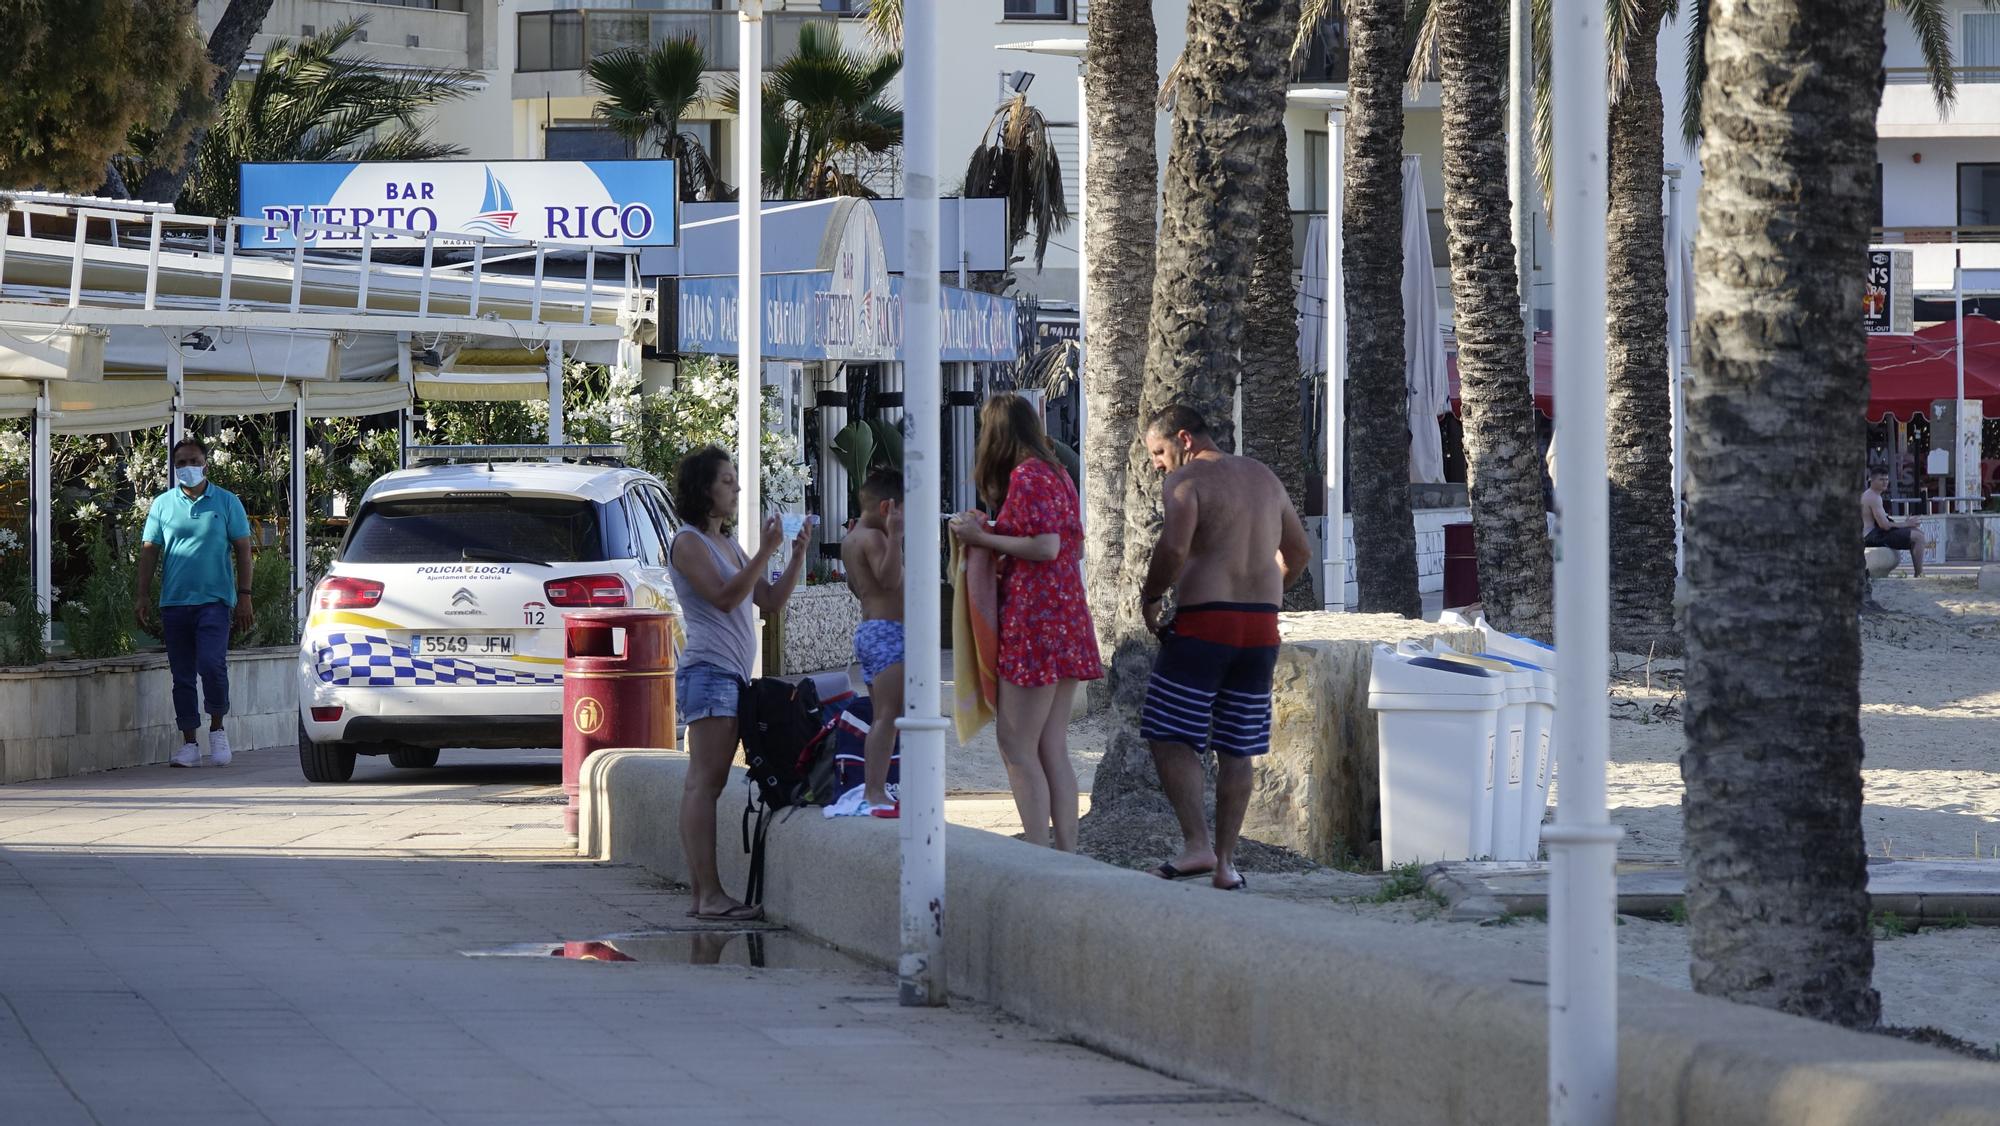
[940, 574, 2000, 1049]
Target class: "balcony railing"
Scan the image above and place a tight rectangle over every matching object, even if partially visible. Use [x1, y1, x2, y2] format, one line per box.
[517, 9, 823, 73]
[1886, 65, 2000, 85]
[1873, 225, 2000, 244]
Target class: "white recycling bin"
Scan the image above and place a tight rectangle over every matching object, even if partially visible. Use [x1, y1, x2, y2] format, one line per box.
[1368, 644, 1506, 866]
[1426, 644, 1539, 861]
[1476, 621, 1558, 852]
[1477, 652, 1554, 858]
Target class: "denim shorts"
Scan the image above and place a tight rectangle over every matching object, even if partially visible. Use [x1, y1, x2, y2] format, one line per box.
[677, 661, 745, 724]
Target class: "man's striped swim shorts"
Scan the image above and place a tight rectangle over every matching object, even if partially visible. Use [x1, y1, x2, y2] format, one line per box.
[1139, 602, 1281, 758]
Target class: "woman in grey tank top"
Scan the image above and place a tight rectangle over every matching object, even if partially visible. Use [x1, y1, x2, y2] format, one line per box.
[669, 446, 815, 922]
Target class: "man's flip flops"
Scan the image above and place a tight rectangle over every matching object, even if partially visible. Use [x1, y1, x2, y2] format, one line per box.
[1218, 876, 1247, 891]
[1152, 862, 1214, 881]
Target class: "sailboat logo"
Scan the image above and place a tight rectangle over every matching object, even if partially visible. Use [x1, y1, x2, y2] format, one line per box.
[465, 167, 519, 236]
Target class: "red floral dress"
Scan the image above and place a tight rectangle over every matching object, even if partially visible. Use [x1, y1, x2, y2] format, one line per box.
[992, 458, 1103, 687]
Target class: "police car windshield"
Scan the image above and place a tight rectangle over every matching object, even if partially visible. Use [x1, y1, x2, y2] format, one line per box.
[343, 495, 605, 564]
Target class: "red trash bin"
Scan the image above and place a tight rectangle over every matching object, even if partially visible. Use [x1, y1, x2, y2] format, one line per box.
[1442, 521, 1479, 610]
[562, 608, 676, 843]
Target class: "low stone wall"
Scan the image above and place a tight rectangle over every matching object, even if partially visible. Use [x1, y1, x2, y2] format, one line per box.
[1246, 613, 1481, 865]
[0, 647, 297, 783]
[1307, 506, 1471, 606]
[775, 583, 863, 675]
[581, 751, 2000, 1126]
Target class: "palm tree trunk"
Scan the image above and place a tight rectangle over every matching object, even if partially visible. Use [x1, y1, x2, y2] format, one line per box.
[1243, 119, 1318, 612]
[1437, 0, 1552, 640]
[132, 0, 278, 204]
[1083, 0, 1297, 824]
[1344, 0, 1422, 618]
[1684, 0, 1882, 1028]
[1080, 0, 1158, 628]
[1605, 0, 1676, 652]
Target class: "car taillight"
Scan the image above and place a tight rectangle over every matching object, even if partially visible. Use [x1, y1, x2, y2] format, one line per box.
[543, 574, 627, 607]
[310, 706, 343, 722]
[315, 576, 384, 610]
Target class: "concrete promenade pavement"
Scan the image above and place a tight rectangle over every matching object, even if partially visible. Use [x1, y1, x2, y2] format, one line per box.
[0, 746, 1304, 1126]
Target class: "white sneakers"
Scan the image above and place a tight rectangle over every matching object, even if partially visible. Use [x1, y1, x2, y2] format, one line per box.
[168, 730, 232, 768]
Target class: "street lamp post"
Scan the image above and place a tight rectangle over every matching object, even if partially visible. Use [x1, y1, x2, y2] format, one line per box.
[1287, 88, 1347, 612]
[1546, 0, 1620, 1121]
[900, 0, 951, 1009]
[736, 0, 765, 574]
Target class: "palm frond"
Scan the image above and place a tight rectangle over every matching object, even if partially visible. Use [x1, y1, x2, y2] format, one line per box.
[1406, 0, 1443, 96]
[862, 0, 903, 48]
[1681, 0, 1707, 145]
[962, 94, 1071, 269]
[1292, 0, 1341, 68]
[1894, 0, 1958, 115]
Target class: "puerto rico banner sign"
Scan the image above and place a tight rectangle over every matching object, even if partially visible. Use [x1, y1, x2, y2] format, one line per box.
[238, 159, 679, 249]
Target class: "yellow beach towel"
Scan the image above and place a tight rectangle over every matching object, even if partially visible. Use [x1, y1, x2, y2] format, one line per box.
[951, 538, 1001, 743]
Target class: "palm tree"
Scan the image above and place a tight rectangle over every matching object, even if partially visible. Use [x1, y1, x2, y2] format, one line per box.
[735, 22, 901, 200]
[156, 20, 475, 218]
[1078, 0, 1159, 627]
[1434, 0, 1552, 639]
[964, 94, 1072, 271]
[589, 36, 730, 202]
[1329, 0, 1424, 618]
[1683, 0, 1883, 1028]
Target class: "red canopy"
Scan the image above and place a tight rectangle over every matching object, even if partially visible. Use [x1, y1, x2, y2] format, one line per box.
[1442, 319, 2000, 421]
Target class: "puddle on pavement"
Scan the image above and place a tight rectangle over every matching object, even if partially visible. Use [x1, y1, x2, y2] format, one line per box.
[462, 926, 873, 971]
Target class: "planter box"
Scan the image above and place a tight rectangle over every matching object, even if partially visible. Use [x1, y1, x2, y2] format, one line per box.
[0, 646, 297, 783]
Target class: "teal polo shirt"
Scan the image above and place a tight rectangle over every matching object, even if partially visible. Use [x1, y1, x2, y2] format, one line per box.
[141, 484, 252, 608]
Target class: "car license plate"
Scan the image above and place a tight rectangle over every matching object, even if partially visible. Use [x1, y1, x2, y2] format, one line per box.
[411, 634, 514, 656]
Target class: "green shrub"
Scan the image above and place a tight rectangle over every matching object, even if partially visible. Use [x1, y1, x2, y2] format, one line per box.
[57, 527, 135, 659]
[0, 573, 48, 667]
[240, 546, 296, 648]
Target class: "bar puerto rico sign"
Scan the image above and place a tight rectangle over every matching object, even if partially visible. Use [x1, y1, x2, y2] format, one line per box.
[237, 159, 679, 249]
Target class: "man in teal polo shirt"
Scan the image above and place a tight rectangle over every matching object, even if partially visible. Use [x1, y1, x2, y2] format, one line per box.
[135, 437, 254, 768]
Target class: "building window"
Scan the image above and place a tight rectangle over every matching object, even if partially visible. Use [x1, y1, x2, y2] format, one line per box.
[820, 0, 865, 14]
[1004, 0, 1068, 19]
[545, 122, 633, 160]
[1303, 129, 1329, 211]
[1966, 12, 2000, 82]
[1958, 163, 2000, 227]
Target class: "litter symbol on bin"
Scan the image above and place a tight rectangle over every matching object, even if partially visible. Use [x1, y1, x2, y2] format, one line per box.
[573, 696, 605, 735]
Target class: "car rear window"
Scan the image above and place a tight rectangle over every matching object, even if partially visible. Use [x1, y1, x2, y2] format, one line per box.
[342, 495, 605, 564]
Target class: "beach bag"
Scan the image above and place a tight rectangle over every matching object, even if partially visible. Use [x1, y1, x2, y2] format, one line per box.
[830, 695, 900, 793]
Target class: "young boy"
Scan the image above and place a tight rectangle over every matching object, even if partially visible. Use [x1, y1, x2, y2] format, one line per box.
[844, 470, 905, 817]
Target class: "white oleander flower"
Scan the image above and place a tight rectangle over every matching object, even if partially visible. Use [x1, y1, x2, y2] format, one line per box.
[72, 502, 101, 523]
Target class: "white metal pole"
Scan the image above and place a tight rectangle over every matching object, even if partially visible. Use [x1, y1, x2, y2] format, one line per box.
[1957, 255, 1967, 506]
[1666, 170, 1685, 576]
[31, 383, 52, 645]
[1075, 67, 1090, 525]
[1545, 0, 1620, 1122]
[1326, 105, 1348, 612]
[899, 0, 950, 1010]
[546, 337, 565, 447]
[291, 404, 308, 627]
[737, 0, 765, 562]
[167, 343, 185, 446]
[397, 333, 414, 468]
[1510, 0, 1535, 417]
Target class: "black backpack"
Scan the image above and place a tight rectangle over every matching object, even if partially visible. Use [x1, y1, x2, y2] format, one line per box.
[736, 676, 837, 905]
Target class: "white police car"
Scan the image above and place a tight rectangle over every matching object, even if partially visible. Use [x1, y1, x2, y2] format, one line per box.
[296, 445, 683, 782]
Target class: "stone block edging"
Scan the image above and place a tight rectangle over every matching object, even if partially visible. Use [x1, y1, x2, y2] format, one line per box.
[579, 750, 2000, 1126]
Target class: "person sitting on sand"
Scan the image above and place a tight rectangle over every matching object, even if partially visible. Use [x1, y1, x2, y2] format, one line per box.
[1863, 469, 1927, 578]
[843, 470, 905, 818]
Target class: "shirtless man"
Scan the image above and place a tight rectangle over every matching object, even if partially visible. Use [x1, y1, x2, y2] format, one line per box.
[1137, 404, 1312, 891]
[1862, 469, 1927, 577]
[843, 470, 906, 816]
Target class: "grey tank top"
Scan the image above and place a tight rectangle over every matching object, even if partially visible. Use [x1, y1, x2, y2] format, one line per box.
[669, 529, 758, 683]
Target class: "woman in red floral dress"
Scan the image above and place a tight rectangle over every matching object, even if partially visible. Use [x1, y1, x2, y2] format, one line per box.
[949, 394, 1103, 851]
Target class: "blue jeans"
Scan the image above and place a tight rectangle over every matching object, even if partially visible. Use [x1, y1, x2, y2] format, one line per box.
[161, 602, 231, 734]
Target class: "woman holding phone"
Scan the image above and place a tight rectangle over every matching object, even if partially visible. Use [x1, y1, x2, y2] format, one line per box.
[669, 445, 815, 921]
[949, 394, 1102, 851]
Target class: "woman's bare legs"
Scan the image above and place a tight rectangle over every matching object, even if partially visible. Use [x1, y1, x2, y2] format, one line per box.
[681, 714, 754, 917]
[1035, 678, 1081, 851]
[996, 679, 1060, 846]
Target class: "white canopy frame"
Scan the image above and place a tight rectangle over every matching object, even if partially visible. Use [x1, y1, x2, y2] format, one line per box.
[0, 193, 650, 645]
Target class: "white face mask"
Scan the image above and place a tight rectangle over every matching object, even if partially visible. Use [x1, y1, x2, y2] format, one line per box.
[175, 465, 206, 489]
